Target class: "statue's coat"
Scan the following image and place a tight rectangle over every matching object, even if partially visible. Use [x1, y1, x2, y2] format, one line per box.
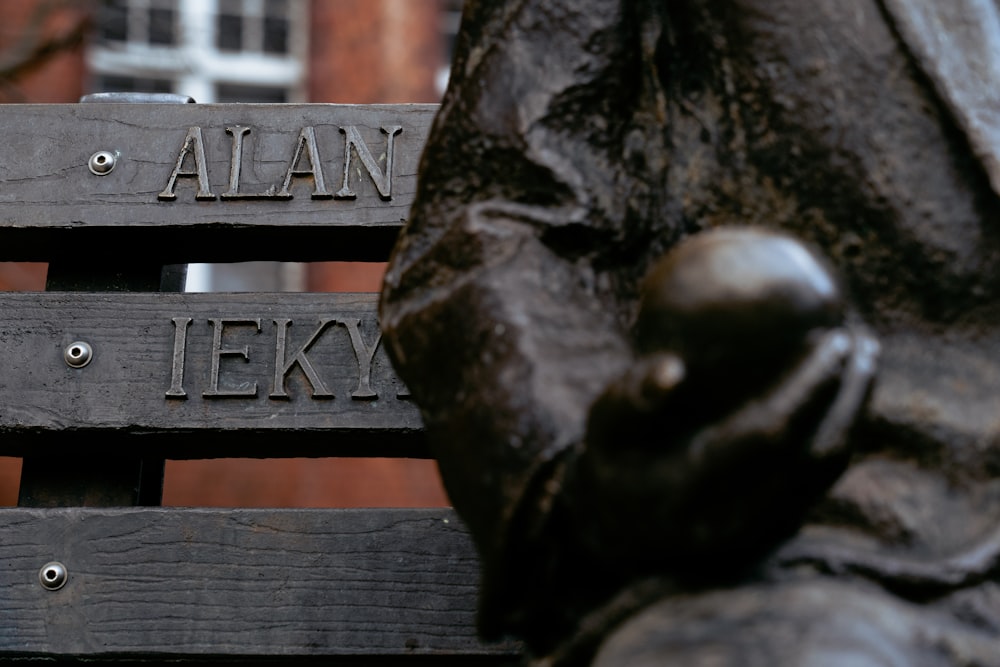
[380, 0, 1000, 662]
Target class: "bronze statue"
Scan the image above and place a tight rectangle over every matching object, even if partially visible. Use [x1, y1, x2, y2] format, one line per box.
[380, 0, 1000, 664]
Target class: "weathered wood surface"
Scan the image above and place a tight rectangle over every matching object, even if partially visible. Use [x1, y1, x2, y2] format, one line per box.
[0, 103, 436, 263]
[0, 291, 424, 458]
[13, 211, 192, 508]
[0, 507, 521, 661]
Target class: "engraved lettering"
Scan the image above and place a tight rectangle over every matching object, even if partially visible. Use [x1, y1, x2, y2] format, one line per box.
[270, 318, 336, 399]
[340, 317, 381, 399]
[161, 313, 412, 403]
[276, 126, 332, 199]
[335, 125, 403, 201]
[165, 316, 192, 399]
[221, 125, 278, 199]
[203, 318, 261, 398]
[158, 126, 217, 201]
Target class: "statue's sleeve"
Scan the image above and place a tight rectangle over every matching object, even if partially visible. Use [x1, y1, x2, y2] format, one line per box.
[379, 0, 649, 640]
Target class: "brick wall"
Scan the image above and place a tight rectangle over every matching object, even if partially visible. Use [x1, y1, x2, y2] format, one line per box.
[0, 1, 88, 103]
[308, 0, 444, 104]
[0, 1, 85, 291]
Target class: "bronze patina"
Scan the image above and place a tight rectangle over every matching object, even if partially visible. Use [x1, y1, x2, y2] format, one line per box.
[380, 0, 1000, 664]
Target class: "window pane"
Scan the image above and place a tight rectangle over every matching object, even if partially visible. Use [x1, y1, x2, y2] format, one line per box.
[99, 0, 128, 42]
[263, 0, 289, 54]
[148, 7, 176, 45]
[217, 0, 243, 52]
[94, 75, 173, 94]
[264, 0, 287, 14]
[215, 83, 287, 103]
[217, 15, 242, 51]
[442, 0, 463, 59]
[263, 17, 288, 54]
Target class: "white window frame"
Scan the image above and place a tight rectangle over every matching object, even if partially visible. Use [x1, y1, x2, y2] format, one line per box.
[88, 0, 309, 292]
[436, 0, 462, 95]
[87, 0, 308, 103]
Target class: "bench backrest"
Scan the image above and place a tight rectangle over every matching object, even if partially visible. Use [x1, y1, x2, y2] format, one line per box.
[0, 99, 521, 665]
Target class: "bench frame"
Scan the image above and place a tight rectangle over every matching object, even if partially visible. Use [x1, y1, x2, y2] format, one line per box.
[0, 96, 520, 665]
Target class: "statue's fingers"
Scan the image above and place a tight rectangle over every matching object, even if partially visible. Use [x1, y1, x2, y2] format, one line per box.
[585, 352, 686, 447]
[684, 328, 855, 471]
[636, 353, 687, 405]
[807, 327, 880, 459]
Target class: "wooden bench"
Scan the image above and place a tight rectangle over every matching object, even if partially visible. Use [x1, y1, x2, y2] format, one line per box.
[0, 96, 522, 665]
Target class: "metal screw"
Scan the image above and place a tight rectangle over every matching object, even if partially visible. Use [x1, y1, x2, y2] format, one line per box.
[38, 562, 68, 591]
[64, 341, 93, 368]
[88, 150, 117, 175]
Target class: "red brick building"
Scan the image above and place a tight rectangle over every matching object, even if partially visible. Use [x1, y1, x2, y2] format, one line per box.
[0, 0, 458, 508]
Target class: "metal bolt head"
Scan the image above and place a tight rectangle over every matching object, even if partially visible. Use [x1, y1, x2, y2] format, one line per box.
[64, 341, 93, 368]
[39, 561, 67, 591]
[88, 150, 117, 175]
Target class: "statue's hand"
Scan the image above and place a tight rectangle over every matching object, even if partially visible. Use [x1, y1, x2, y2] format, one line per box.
[682, 325, 879, 478]
[576, 324, 878, 577]
[571, 228, 880, 577]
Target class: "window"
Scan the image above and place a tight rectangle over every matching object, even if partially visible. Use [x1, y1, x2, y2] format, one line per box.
[88, 0, 308, 293]
[437, 0, 463, 95]
[88, 0, 306, 105]
[99, 0, 128, 42]
[217, 0, 244, 51]
[92, 74, 173, 94]
[215, 83, 287, 103]
[97, 0, 176, 47]
[217, 0, 291, 55]
[263, 0, 290, 54]
[148, 2, 176, 44]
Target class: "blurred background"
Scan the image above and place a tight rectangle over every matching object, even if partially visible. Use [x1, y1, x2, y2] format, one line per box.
[0, 0, 462, 508]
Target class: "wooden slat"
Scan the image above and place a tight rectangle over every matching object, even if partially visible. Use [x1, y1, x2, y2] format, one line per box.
[0, 507, 521, 661]
[0, 292, 424, 458]
[0, 103, 436, 263]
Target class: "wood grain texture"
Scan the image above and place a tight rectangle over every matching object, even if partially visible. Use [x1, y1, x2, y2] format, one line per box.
[0, 292, 425, 458]
[0, 507, 521, 660]
[0, 103, 436, 263]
